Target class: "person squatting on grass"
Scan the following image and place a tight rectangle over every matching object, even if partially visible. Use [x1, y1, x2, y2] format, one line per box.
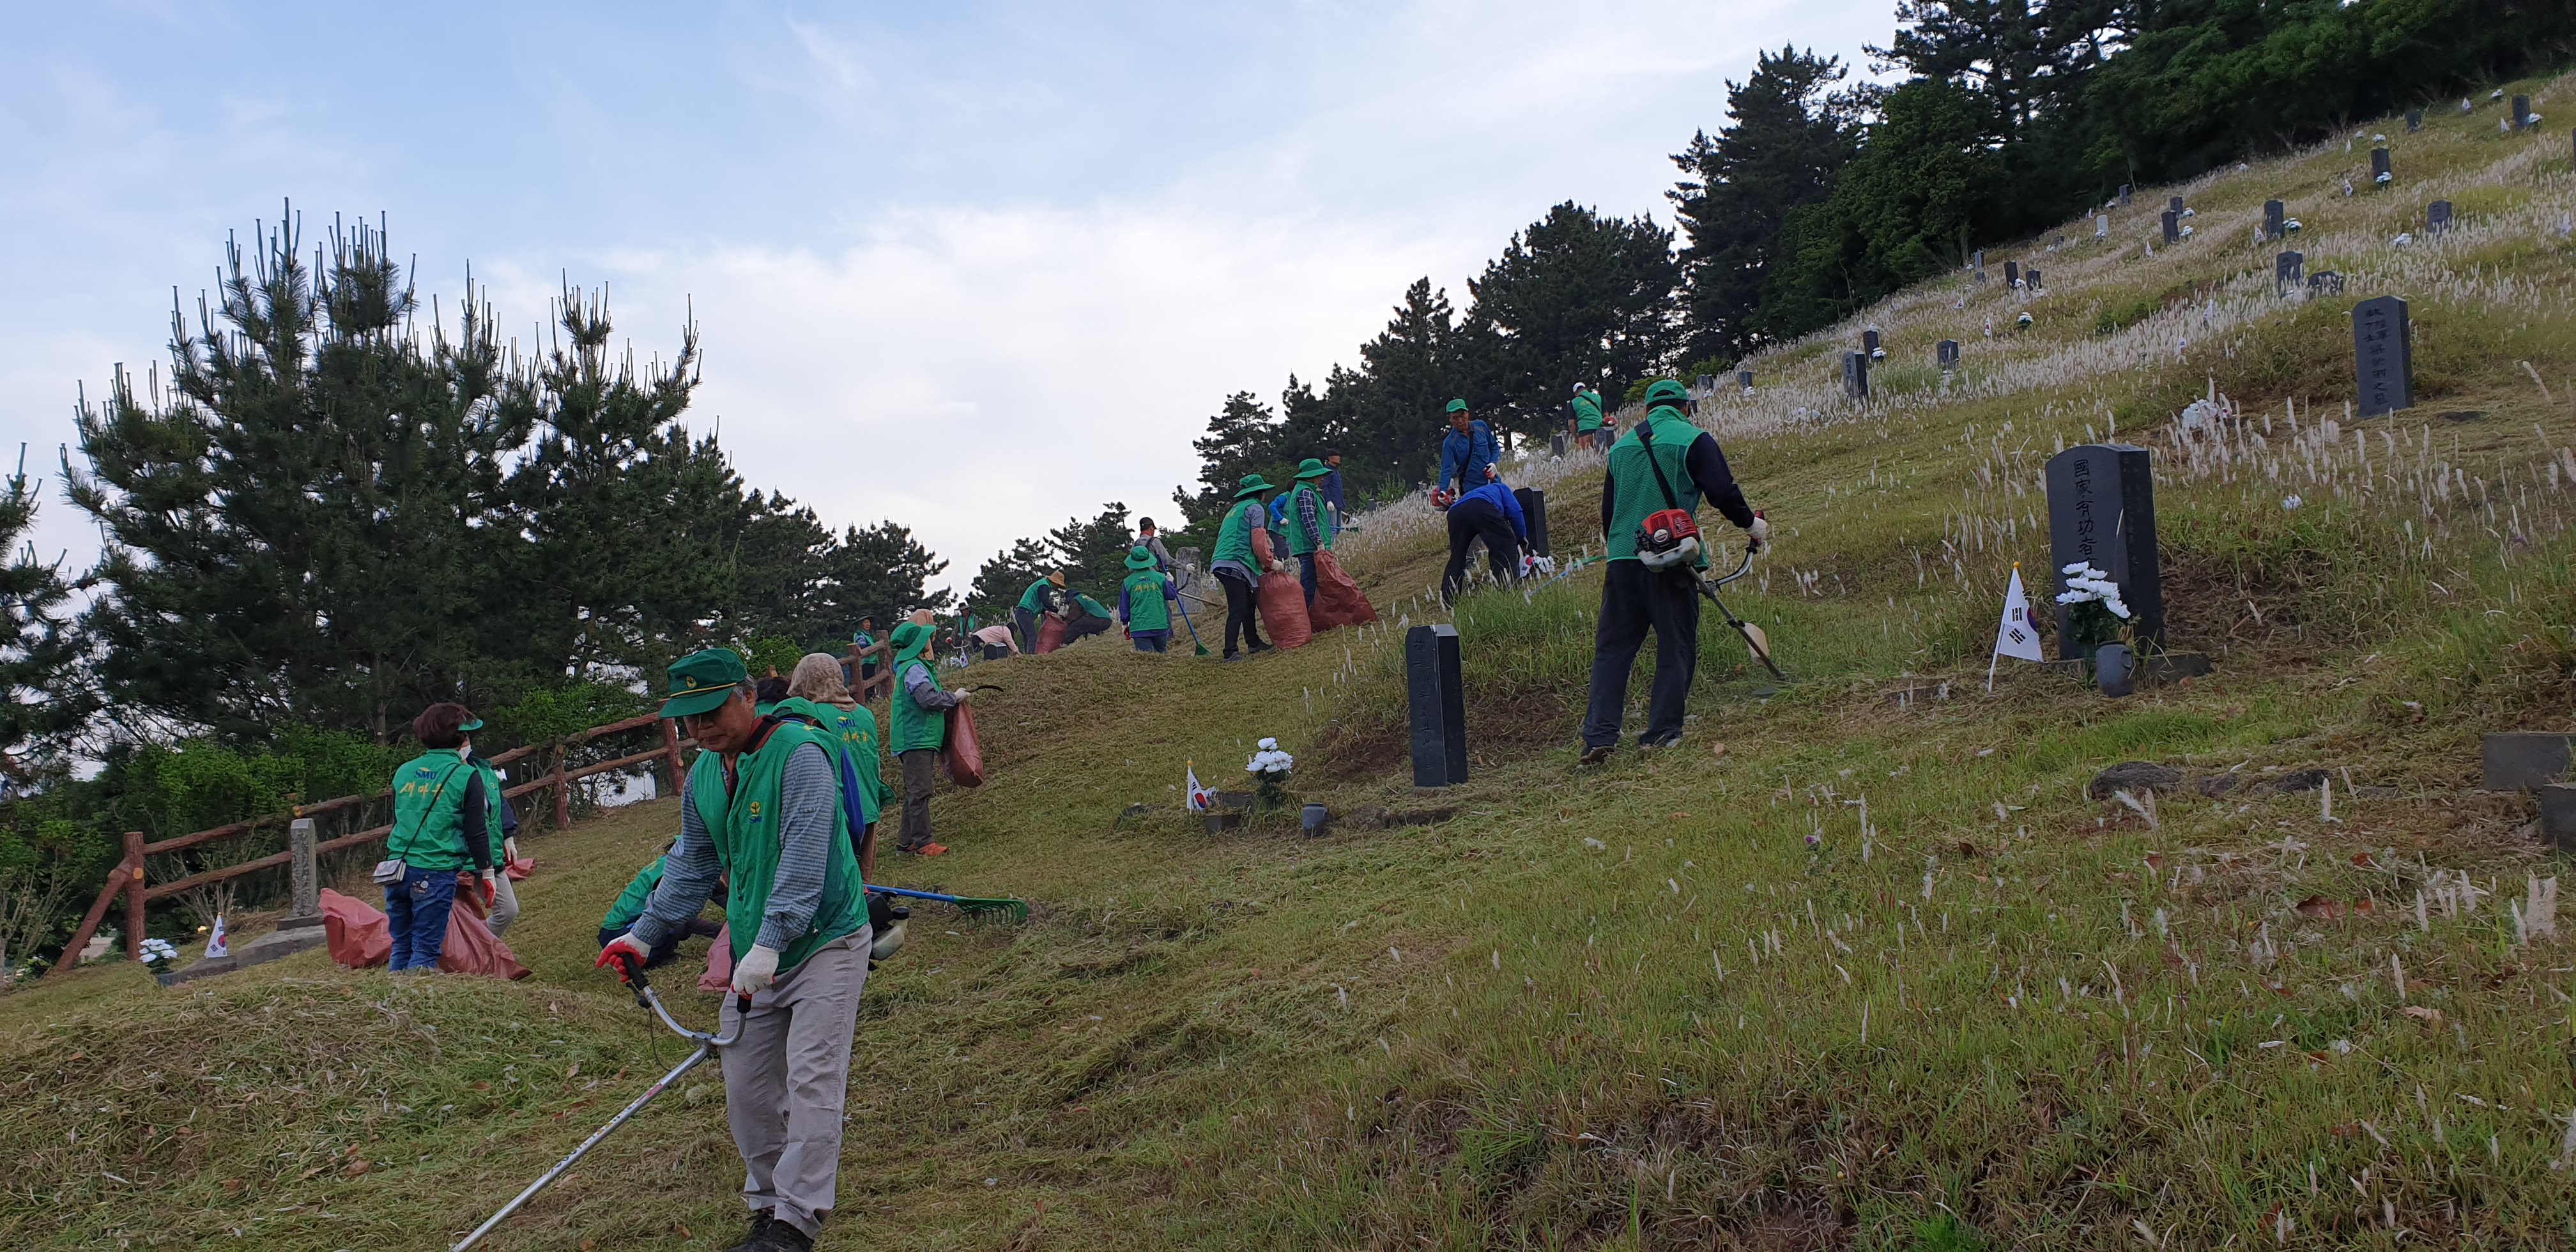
[598, 647, 873, 1252]
[1118, 543, 1181, 652]
[1579, 378, 1769, 763]
[597, 842, 726, 966]
[381, 703, 498, 972]
[888, 618, 969, 855]
[1210, 473, 1276, 660]
[1438, 478, 1530, 605]
[1061, 590, 1117, 647]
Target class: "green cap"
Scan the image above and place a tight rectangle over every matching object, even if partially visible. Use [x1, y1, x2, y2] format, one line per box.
[1232, 473, 1275, 498]
[1124, 544, 1160, 570]
[659, 648, 748, 719]
[1292, 457, 1331, 480]
[1444, 399, 1469, 415]
[1643, 378, 1689, 405]
[458, 716, 484, 732]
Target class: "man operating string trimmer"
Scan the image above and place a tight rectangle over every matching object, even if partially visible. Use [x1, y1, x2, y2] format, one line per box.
[1579, 378, 1772, 765]
[597, 647, 872, 1252]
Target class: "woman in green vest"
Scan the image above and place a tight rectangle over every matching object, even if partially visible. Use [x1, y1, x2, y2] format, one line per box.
[597, 647, 872, 1250]
[1284, 457, 1337, 605]
[1117, 544, 1179, 652]
[384, 703, 496, 972]
[461, 719, 521, 937]
[1210, 473, 1276, 660]
[779, 652, 890, 880]
[887, 619, 969, 855]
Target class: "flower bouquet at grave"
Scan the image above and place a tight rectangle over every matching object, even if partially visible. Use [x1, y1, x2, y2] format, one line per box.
[2054, 563, 2135, 680]
[1246, 737, 1295, 813]
[137, 936, 181, 977]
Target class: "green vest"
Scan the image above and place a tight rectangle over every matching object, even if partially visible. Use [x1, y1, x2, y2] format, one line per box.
[471, 760, 507, 849]
[1285, 484, 1333, 555]
[889, 659, 948, 754]
[1213, 498, 1263, 566]
[388, 749, 475, 871]
[602, 855, 665, 933]
[1017, 579, 1054, 613]
[1573, 392, 1604, 432]
[1123, 570, 1173, 632]
[687, 722, 866, 970]
[1604, 406, 1706, 563]
[771, 696, 886, 825]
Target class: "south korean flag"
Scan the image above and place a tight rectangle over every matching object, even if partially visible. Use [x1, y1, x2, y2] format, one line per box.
[1988, 564, 2046, 688]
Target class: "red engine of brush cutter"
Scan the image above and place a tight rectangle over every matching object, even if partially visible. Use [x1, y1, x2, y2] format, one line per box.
[1636, 507, 1703, 571]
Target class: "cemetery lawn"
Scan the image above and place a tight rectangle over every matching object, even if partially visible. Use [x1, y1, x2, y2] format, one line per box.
[5, 71, 2575, 1251]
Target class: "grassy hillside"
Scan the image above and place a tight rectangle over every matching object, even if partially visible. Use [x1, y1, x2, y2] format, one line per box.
[6, 74, 2575, 1251]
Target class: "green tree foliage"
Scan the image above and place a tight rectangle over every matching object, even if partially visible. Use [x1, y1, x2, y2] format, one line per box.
[963, 503, 1134, 618]
[967, 535, 1061, 619]
[0, 457, 86, 778]
[1667, 48, 1865, 365]
[1466, 203, 1681, 443]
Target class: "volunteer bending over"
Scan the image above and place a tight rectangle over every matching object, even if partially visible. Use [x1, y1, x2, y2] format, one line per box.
[598, 648, 871, 1252]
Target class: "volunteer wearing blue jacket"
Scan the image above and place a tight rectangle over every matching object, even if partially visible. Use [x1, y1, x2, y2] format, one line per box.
[1579, 378, 1770, 763]
[1437, 399, 1498, 493]
[1439, 479, 1529, 605]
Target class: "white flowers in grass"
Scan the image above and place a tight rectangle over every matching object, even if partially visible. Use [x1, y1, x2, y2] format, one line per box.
[138, 937, 179, 967]
[2282, 494, 2304, 510]
[2055, 563, 2131, 620]
[2283, 217, 2302, 233]
[1247, 737, 1294, 775]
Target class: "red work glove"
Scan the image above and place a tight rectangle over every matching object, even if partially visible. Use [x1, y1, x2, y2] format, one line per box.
[595, 933, 652, 982]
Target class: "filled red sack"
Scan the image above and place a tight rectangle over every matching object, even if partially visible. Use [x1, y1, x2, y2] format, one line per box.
[1306, 550, 1378, 630]
[1257, 570, 1312, 649]
[438, 907, 531, 980]
[943, 702, 985, 787]
[702, 924, 733, 993]
[321, 888, 391, 970]
[1034, 616, 1066, 654]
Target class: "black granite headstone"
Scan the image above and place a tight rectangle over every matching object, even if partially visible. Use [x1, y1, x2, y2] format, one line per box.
[1551, 432, 1567, 457]
[1694, 374, 1713, 392]
[2370, 148, 2392, 183]
[1406, 625, 1466, 787]
[2169, 195, 2185, 213]
[2352, 294, 2412, 417]
[1862, 328, 1880, 354]
[2161, 211, 2179, 243]
[2406, 108, 2423, 134]
[2308, 270, 2343, 297]
[2004, 260, 2020, 287]
[1841, 352, 1869, 401]
[2264, 200, 2285, 238]
[2117, 184, 2131, 207]
[2428, 199, 2453, 233]
[2026, 268, 2041, 291]
[1514, 487, 1548, 558]
[2046, 443, 2164, 659]
[1936, 339, 1960, 371]
[2275, 250, 2304, 294]
[1736, 369, 1753, 390]
[2513, 95, 2532, 129]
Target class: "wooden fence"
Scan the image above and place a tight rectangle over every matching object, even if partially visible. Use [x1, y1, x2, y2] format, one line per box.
[61, 712, 696, 968]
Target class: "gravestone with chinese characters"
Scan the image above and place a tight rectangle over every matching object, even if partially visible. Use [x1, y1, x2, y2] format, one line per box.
[2161, 211, 2179, 243]
[2046, 444, 2164, 659]
[1936, 339, 1960, 371]
[1405, 625, 1466, 787]
[2352, 294, 2412, 416]
[2407, 108, 2423, 132]
[2276, 250, 2304, 294]
[2004, 260, 2020, 287]
[1842, 352, 1869, 401]
[2428, 200, 2453, 233]
[2264, 200, 2285, 238]
[1862, 328, 1880, 355]
[2371, 148, 2392, 183]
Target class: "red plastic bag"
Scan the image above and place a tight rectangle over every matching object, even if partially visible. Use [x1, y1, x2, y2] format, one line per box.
[505, 856, 534, 882]
[1257, 570, 1312, 649]
[944, 702, 985, 787]
[438, 907, 531, 980]
[1307, 551, 1378, 631]
[321, 888, 390, 970]
[702, 924, 733, 993]
[1034, 616, 1066, 654]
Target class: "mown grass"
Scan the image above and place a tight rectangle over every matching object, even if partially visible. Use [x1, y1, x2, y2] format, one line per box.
[5, 72, 2574, 1251]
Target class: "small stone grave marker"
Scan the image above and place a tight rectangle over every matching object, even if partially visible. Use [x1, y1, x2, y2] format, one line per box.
[2004, 259, 2020, 287]
[2513, 95, 2532, 129]
[1862, 328, 1880, 354]
[2428, 199, 2452, 233]
[2264, 199, 2285, 238]
[2169, 195, 2185, 213]
[2307, 270, 2343, 297]
[2094, 213, 2109, 237]
[2352, 294, 2412, 416]
[1736, 369, 1753, 390]
[1405, 625, 1466, 787]
[2275, 250, 2303, 294]
[1841, 352, 1869, 401]
[2045, 443, 2165, 658]
[2026, 267, 2041, 291]
[1514, 487, 1549, 557]
[2406, 107, 2423, 133]
[2161, 210, 2179, 243]
[1936, 339, 1959, 371]
[2370, 147, 2391, 183]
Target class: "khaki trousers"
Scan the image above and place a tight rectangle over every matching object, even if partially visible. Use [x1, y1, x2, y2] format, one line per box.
[718, 930, 869, 1237]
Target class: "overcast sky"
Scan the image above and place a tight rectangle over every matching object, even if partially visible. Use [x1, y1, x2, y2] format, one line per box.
[0, 0, 1888, 595]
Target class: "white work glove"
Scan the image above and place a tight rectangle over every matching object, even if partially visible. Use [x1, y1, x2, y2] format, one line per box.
[502, 837, 520, 864]
[954, 688, 972, 703]
[731, 943, 781, 996]
[1746, 516, 1772, 556]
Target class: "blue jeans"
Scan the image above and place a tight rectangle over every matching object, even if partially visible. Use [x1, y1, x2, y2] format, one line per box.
[1132, 632, 1169, 653]
[1298, 553, 1317, 602]
[386, 866, 458, 971]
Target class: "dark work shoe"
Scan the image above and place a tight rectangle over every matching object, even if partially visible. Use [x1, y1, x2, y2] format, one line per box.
[754, 1219, 815, 1252]
[724, 1212, 777, 1252]
[1578, 744, 1615, 767]
[1640, 730, 1685, 749]
[1222, 652, 1244, 662]
[1247, 643, 1274, 655]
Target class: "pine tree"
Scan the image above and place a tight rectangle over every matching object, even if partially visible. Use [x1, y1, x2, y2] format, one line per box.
[967, 537, 1059, 618]
[0, 455, 85, 778]
[1464, 204, 1680, 443]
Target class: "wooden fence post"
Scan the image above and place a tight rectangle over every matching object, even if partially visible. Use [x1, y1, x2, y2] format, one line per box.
[660, 718, 686, 796]
[122, 830, 146, 961]
[551, 744, 571, 830]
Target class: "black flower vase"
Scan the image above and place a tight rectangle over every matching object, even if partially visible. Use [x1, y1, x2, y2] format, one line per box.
[2094, 643, 2136, 697]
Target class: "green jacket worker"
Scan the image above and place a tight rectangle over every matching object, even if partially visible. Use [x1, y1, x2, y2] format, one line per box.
[1015, 570, 1066, 653]
[780, 651, 889, 882]
[1284, 457, 1337, 605]
[599, 648, 871, 1252]
[1209, 474, 1277, 660]
[383, 702, 496, 972]
[1579, 379, 1768, 763]
[887, 618, 969, 855]
[1117, 545, 1180, 652]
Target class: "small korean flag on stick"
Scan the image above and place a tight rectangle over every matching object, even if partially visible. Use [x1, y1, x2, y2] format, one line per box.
[1988, 563, 2046, 690]
[1185, 762, 1212, 813]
